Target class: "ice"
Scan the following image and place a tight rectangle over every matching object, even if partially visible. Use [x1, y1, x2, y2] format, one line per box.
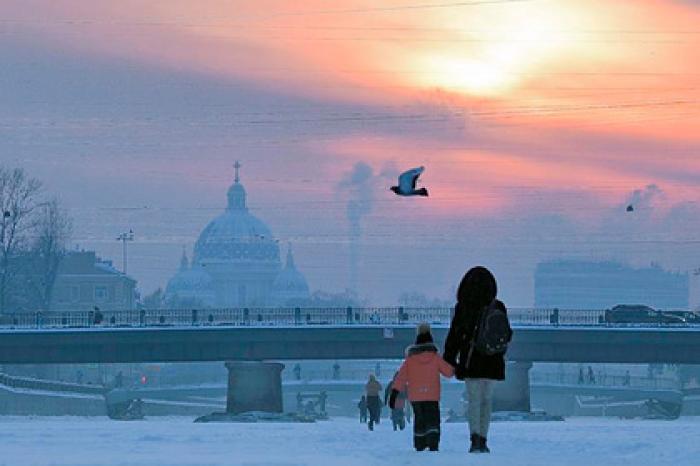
[1, 416, 699, 466]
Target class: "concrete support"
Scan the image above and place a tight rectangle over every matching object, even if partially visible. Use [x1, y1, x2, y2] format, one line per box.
[225, 361, 285, 414]
[494, 361, 532, 412]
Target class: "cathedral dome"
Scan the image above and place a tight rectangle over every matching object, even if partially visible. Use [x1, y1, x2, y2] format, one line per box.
[193, 163, 280, 264]
[165, 250, 216, 307]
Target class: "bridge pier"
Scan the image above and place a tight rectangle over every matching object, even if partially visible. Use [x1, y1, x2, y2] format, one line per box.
[494, 361, 532, 412]
[225, 361, 285, 414]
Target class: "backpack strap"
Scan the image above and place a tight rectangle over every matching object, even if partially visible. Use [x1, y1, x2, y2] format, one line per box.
[463, 301, 493, 369]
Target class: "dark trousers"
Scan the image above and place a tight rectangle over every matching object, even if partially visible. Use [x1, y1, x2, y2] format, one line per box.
[391, 408, 406, 431]
[367, 396, 381, 430]
[411, 401, 440, 451]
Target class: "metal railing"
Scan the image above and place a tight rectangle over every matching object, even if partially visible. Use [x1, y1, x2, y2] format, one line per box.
[530, 371, 679, 390]
[0, 306, 696, 330]
[0, 372, 107, 395]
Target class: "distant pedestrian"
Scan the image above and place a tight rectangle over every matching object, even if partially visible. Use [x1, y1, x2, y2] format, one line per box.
[390, 323, 454, 451]
[578, 367, 585, 384]
[623, 370, 631, 386]
[444, 266, 512, 454]
[385, 373, 406, 431]
[366, 374, 382, 431]
[114, 371, 123, 388]
[358, 395, 368, 423]
[333, 362, 341, 380]
[588, 366, 596, 384]
[293, 363, 302, 380]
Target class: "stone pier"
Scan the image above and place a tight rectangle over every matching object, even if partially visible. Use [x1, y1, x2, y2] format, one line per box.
[494, 361, 532, 412]
[225, 361, 285, 414]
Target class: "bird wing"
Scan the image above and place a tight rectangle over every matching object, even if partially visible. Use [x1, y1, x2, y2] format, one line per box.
[398, 166, 424, 192]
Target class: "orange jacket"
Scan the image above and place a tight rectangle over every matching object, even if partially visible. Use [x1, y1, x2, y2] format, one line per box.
[394, 343, 455, 402]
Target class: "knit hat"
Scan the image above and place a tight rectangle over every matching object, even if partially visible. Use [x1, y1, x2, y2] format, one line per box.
[415, 322, 434, 345]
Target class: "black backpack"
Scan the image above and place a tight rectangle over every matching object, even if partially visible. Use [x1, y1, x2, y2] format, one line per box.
[471, 301, 511, 356]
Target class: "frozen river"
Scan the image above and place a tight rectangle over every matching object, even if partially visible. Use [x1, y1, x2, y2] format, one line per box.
[1, 416, 699, 466]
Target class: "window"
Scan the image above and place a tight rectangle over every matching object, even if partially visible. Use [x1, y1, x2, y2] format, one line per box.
[95, 286, 108, 303]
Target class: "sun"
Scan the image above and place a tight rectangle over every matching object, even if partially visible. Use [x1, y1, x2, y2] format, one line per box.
[404, 3, 585, 97]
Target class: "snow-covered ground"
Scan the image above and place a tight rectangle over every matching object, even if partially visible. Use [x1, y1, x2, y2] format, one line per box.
[1, 416, 699, 466]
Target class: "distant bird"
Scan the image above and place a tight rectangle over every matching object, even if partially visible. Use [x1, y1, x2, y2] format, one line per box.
[626, 204, 634, 212]
[390, 166, 428, 197]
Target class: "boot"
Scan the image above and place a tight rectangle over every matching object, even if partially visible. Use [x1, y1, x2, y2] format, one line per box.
[469, 434, 480, 453]
[479, 435, 490, 453]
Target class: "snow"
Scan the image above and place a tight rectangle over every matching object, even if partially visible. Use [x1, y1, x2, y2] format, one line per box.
[1, 416, 699, 466]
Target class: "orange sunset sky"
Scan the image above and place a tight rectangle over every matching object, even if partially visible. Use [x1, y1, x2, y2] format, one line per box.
[2, 0, 700, 304]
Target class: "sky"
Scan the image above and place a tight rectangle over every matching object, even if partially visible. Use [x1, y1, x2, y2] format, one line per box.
[1, 0, 700, 306]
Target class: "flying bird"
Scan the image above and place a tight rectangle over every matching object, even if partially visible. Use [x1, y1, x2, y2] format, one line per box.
[626, 204, 634, 212]
[390, 166, 428, 197]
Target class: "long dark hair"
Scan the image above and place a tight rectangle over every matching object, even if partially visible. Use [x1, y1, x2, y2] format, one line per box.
[456, 266, 497, 311]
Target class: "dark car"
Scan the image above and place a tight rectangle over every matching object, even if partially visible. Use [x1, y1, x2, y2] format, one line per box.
[604, 304, 686, 324]
[665, 310, 700, 324]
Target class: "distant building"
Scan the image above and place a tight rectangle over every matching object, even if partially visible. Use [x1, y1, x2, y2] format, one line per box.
[50, 251, 137, 312]
[163, 162, 310, 308]
[534, 260, 689, 310]
[164, 249, 217, 308]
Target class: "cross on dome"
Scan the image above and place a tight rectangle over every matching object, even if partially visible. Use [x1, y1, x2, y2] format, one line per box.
[227, 161, 247, 210]
[234, 161, 241, 184]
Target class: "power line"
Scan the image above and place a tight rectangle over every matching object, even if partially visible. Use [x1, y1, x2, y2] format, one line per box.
[0, 1, 533, 25]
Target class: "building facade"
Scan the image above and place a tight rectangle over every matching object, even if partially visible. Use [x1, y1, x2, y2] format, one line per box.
[50, 251, 137, 312]
[534, 260, 689, 310]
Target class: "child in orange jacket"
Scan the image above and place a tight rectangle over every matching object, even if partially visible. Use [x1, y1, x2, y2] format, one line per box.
[389, 323, 455, 451]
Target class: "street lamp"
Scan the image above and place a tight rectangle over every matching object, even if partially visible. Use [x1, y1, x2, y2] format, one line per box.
[116, 230, 134, 274]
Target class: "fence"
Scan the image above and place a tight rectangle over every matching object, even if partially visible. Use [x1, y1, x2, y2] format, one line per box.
[1, 307, 695, 330]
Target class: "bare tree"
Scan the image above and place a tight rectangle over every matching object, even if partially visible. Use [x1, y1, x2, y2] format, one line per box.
[27, 199, 72, 311]
[0, 168, 42, 313]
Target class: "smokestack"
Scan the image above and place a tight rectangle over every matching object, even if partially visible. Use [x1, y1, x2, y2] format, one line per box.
[340, 163, 374, 296]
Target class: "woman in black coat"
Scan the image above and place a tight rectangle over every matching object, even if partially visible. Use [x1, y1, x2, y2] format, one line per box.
[444, 266, 512, 454]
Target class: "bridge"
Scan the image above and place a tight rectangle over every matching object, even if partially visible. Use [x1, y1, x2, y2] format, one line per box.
[2, 307, 699, 416]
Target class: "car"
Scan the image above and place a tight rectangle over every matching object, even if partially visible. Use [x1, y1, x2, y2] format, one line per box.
[604, 304, 686, 324]
[665, 310, 700, 324]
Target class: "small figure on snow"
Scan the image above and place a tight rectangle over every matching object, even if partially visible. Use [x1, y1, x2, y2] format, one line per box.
[358, 395, 368, 423]
[365, 374, 383, 431]
[385, 372, 407, 431]
[390, 323, 454, 451]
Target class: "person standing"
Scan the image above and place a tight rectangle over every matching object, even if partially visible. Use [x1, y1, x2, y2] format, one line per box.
[444, 266, 512, 454]
[390, 323, 454, 451]
[365, 374, 382, 431]
[358, 395, 368, 423]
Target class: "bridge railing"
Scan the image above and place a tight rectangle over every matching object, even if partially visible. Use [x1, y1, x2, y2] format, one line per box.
[0, 307, 691, 330]
[530, 371, 679, 390]
[0, 372, 107, 395]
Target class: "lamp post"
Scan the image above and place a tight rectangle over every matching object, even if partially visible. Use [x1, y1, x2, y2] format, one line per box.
[116, 230, 134, 274]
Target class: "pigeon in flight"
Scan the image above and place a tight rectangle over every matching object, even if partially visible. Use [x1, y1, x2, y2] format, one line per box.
[390, 166, 428, 197]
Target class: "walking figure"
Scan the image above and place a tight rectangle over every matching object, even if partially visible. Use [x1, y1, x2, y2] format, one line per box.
[390, 323, 454, 451]
[588, 366, 596, 384]
[365, 374, 382, 431]
[358, 395, 368, 423]
[444, 266, 513, 454]
[385, 373, 407, 431]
